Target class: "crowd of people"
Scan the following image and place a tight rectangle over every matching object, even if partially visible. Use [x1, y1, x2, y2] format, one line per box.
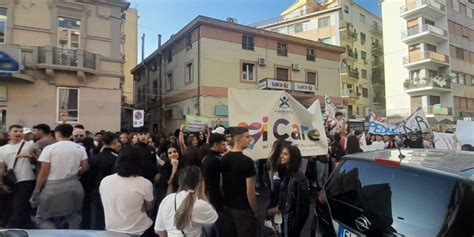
[0, 115, 471, 237]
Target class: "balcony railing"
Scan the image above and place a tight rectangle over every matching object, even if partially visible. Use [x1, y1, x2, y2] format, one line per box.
[340, 23, 358, 40]
[400, 0, 446, 14]
[424, 105, 452, 116]
[401, 24, 447, 39]
[371, 42, 383, 52]
[250, 8, 317, 27]
[341, 66, 359, 79]
[403, 51, 449, 65]
[38, 46, 98, 70]
[370, 24, 383, 34]
[403, 76, 452, 90]
[372, 60, 384, 68]
[341, 88, 359, 98]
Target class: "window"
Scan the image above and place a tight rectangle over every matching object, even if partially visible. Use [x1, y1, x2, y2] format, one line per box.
[410, 69, 420, 79]
[361, 51, 367, 60]
[456, 47, 464, 60]
[152, 80, 158, 99]
[424, 19, 435, 26]
[426, 44, 437, 52]
[428, 69, 438, 78]
[307, 71, 317, 85]
[428, 95, 441, 106]
[361, 69, 367, 79]
[344, 5, 349, 14]
[277, 42, 288, 56]
[0, 8, 6, 43]
[359, 13, 366, 24]
[276, 67, 289, 81]
[362, 88, 369, 98]
[242, 35, 254, 50]
[242, 63, 255, 81]
[452, 71, 465, 84]
[57, 87, 79, 123]
[306, 48, 315, 61]
[294, 23, 303, 33]
[318, 16, 330, 28]
[166, 73, 173, 91]
[360, 32, 366, 45]
[58, 17, 80, 49]
[167, 51, 172, 63]
[185, 63, 193, 84]
[186, 35, 192, 50]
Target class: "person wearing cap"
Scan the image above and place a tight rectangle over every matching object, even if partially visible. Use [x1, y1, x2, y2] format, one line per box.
[23, 128, 34, 142]
[218, 127, 257, 237]
[212, 127, 225, 135]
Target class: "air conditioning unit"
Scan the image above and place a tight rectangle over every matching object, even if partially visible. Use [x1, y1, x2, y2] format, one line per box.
[292, 64, 301, 71]
[226, 17, 238, 23]
[257, 57, 266, 66]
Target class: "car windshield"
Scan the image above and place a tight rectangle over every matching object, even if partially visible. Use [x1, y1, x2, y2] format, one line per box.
[325, 160, 465, 236]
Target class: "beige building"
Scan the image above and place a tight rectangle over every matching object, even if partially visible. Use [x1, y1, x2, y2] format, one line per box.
[122, 7, 138, 105]
[0, 0, 129, 132]
[255, 0, 386, 118]
[132, 16, 345, 134]
[382, 0, 474, 122]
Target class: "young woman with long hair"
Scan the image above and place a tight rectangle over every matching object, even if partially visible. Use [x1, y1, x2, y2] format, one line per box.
[155, 166, 218, 237]
[345, 135, 362, 154]
[267, 144, 310, 237]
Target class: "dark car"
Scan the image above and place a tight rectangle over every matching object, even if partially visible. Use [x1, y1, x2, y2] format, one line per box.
[314, 149, 474, 237]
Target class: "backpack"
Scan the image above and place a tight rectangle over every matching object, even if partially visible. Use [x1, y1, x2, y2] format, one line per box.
[331, 143, 345, 158]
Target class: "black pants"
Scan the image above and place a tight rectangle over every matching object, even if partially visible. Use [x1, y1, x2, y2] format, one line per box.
[9, 180, 35, 228]
[217, 207, 257, 237]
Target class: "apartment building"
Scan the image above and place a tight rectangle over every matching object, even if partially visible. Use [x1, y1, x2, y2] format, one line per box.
[131, 16, 345, 134]
[382, 0, 474, 122]
[0, 0, 129, 131]
[255, 0, 386, 118]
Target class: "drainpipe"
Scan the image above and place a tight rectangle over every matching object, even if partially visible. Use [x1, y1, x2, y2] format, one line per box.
[197, 27, 201, 116]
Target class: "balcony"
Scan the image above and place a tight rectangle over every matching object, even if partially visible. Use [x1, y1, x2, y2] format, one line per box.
[403, 76, 452, 95]
[403, 51, 449, 68]
[424, 105, 453, 116]
[37, 46, 100, 83]
[371, 42, 383, 55]
[340, 23, 358, 42]
[371, 60, 384, 69]
[342, 47, 358, 64]
[341, 88, 359, 99]
[373, 96, 385, 105]
[400, 0, 446, 19]
[401, 24, 448, 44]
[370, 24, 383, 36]
[341, 66, 359, 80]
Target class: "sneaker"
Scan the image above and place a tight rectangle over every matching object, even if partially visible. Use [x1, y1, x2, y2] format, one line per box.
[263, 220, 274, 230]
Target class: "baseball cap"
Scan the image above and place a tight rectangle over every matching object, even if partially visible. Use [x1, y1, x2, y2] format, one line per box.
[23, 127, 33, 134]
[212, 127, 225, 135]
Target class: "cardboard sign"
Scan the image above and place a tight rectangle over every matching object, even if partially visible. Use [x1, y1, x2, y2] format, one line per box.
[456, 120, 474, 145]
[433, 132, 456, 150]
[229, 89, 327, 159]
[399, 108, 430, 134]
[185, 115, 209, 132]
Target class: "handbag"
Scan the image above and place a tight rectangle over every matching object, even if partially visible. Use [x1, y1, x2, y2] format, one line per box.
[2, 142, 26, 190]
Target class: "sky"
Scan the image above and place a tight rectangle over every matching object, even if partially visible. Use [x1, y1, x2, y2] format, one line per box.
[128, 0, 381, 59]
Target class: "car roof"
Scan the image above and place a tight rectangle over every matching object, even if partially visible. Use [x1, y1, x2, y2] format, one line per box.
[344, 149, 474, 180]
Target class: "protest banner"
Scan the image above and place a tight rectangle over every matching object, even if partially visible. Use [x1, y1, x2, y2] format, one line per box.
[399, 108, 430, 134]
[307, 99, 321, 115]
[368, 113, 401, 135]
[456, 120, 474, 145]
[228, 89, 328, 159]
[324, 94, 336, 124]
[184, 115, 209, 132]
[433, 132, 456, 150]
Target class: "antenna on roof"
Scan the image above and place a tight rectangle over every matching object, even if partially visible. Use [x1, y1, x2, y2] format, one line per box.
[394, 136, 406, 159]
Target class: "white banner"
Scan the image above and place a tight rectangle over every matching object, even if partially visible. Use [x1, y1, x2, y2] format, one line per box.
[368, 113, 401, 135]
[324, 94, 335, 123]
[399, 108, 430, 134]
[456, 120, 474, 145]
[228, 89, 328, 159]
[433, 132, 456, 150]
[133, 110, 144, 128]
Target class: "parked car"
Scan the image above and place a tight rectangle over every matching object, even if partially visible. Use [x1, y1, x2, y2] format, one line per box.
[314, 149, 474, 237]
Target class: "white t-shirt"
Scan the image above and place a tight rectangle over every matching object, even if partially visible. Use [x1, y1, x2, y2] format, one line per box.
[0, 141, 35, 182]
[38, 141, 88, 181]
[100, 173, 154, 236]
[155, 191, 218, 237]
[370, 141, 386, 151]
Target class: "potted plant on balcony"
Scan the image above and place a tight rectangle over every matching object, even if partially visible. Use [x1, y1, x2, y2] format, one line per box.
[403, 79, 411, 89]
[433, 76, 450, 88]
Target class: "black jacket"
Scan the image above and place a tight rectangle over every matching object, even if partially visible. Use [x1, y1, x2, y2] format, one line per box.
[89, 148, 118, 193]
[135, 143, 159, 182]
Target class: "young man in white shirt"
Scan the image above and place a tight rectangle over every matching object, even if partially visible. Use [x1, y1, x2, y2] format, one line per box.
[0, 124, 35, 228]
[30, 124, 89, 229]
[100, 145, 154, 236]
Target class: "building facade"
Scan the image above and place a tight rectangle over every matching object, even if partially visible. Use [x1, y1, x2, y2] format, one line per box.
[255, 0, 386, 118]
[122, 7, 137, 105]
[132, 16, 345, 134]
[382, 0, 474, 122]
[0, 0, 129, 132]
